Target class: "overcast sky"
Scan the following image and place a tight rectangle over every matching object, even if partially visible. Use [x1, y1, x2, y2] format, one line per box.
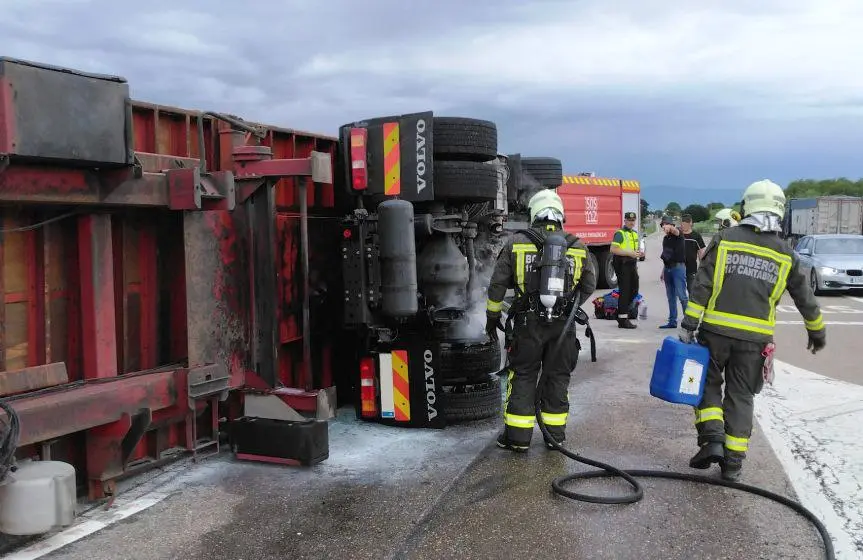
[3, 0, 862, 196]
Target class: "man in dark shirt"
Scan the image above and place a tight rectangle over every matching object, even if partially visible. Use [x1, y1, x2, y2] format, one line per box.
[680, 214, 706, 296]
[659, 215, 688, 329]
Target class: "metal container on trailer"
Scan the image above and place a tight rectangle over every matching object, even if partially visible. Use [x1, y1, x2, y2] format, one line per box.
[788, 196, 863, 236]
[0, 57, 133, 167]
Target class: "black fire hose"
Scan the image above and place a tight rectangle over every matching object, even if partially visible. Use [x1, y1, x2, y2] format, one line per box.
[529, 303, 836, 559]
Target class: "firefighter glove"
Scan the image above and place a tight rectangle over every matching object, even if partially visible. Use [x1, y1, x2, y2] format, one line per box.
[678, 325, 695, 344]
[486, 311, 501, 340]
[806, 332, 825, 354]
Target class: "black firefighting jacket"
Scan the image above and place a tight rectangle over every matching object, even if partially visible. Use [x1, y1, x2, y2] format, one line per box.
[486, 222, 597, 317]
[682, 224, 825, 343]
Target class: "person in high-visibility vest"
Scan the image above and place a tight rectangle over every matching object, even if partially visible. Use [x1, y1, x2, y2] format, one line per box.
[610, 211, 642, 329]
[680, 180, 826, 481]
[485, 190, 597, 451]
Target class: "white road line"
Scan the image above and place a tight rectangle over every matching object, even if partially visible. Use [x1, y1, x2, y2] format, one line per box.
[4, 492, 172, 560]
[776, 321, 863, 326]
[755, 360, 863, 560]
[845, 295, 863, 305]
[590, 337, 653, 344]
[777, 304, 863, 314]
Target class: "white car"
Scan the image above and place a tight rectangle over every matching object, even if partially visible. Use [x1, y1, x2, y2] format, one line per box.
[794, 234, 863, 294]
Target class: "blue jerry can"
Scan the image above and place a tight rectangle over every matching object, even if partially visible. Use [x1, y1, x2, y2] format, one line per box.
[650, 336, 710, 406]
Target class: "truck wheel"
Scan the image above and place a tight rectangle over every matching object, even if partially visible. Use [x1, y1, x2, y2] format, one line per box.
[438, 338, 502, 384]
[433, 117, 498, 162]
[434, 160, 499, 202]
[521, 157, 563, 188]
[597, 250, 618, 289]
[442, 375, 501, 422]
[586, 251, 600, 290]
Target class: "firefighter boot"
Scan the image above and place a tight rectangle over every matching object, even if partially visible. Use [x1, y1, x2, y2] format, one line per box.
[617, 318, 637, 329]
[721, 450, 744, 482]
[496, 432, 529, 453]
[689, 442, 724, 469]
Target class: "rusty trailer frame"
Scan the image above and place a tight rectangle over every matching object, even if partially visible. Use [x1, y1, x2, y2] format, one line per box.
[0, 59, 350, 499]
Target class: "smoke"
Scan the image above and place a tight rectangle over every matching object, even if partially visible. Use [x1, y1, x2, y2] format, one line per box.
[518, 170, 545, 211]
[445, 168, 544, 340]
[435, 166, 549, 341]
[450, 227, 507, 340]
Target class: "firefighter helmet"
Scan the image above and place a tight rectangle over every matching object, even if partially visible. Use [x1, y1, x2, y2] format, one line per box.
[741, 179, 786, 219]
[528, 189, 565, 224]
[714, 208, 739, 229]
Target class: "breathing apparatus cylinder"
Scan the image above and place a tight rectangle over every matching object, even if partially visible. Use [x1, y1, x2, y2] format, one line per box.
[537, 232, 569, 313]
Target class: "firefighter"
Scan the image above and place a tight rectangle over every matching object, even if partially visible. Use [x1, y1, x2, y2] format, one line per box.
[610, 211, 642, 329]
[713, 208, 740, 230]
[680, 180, 826, 481]
[485, 189, 597, 451]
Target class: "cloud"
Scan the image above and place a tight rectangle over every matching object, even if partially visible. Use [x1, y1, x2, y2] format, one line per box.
[295, 0, 863, 115]
[1, 0, 862, 192]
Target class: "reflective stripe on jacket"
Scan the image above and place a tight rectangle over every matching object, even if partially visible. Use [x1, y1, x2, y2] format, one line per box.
[612, 228, 639, 252]
[682, 225, 825, 343]
[486, 223, 597, 314]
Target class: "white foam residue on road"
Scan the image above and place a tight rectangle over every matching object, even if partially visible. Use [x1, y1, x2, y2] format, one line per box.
[755, 359, 863, 560]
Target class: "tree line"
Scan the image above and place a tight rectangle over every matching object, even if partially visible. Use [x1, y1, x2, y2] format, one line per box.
[644, 177, 862, 223]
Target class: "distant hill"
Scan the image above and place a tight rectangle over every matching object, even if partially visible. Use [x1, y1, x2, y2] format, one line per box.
[641, 185, 741, 210]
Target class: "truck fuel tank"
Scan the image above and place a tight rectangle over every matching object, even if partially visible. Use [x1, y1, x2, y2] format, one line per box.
[378, 199, 419, 318]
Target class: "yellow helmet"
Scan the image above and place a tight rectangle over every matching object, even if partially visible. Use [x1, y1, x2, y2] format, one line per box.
[528, 189, 565, 223]
[742, 179, 786, 219]
[714, 208, 739, 229]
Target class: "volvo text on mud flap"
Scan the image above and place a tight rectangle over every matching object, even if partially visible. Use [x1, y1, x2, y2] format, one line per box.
[339, 111, 435, 202]
[423, 348, 438, 421]
[365, 344, 446, 429]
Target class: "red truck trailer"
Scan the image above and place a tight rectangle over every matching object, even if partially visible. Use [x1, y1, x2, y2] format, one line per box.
[0, 55, 541, 522]
[0, 56, 353, 503]
[558, 174, 642, 289]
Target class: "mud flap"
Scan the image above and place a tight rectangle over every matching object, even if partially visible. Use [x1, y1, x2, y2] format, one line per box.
[373, 337, 447, 429]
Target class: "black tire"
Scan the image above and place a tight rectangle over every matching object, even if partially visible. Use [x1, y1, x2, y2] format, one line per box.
[438, 339, 502, 384]
[810, 270, 821, 296]
[433, 117, 498, 162]
[521, 157, 563, 188]
[434, 160, 499, 202]
[586, 251, 599, 285]
[441, 375, 501, 422]
[597, 250, 618, 289]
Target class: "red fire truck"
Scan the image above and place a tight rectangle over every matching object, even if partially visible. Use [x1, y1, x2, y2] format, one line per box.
[558, 174, 643, 288]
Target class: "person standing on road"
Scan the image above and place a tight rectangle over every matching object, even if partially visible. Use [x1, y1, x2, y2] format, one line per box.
[610, 211, 642, 329]
[680, 179, 826, 481]
[659, 216, 688, 329]
[680, 214, 706, 297]
[485, 190, 597, 452]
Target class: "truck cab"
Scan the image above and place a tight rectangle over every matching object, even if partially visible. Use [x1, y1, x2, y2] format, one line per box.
[338, 113, 510, 428]
[557, 175, 642, 289]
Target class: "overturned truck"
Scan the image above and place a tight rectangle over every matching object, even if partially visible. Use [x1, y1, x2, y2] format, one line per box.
[0, 57, 568, 534]
[339, 114, 506, 428]
[338, 114, 564, 428]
